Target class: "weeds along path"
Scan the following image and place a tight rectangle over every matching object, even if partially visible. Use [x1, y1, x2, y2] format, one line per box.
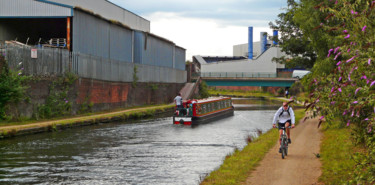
[244, 117, 322, 185]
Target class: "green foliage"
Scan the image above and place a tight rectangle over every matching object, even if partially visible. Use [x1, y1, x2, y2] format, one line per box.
[198, 81, 210, 98]
[132, 65, 138, 87]
[269, 0, 318, 69]
[36, 72, 78, 119]
[0, 56, 30, 120]
[295, 0, 375, 183]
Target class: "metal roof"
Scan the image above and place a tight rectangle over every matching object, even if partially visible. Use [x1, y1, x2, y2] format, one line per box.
[0, 0, 72, 18]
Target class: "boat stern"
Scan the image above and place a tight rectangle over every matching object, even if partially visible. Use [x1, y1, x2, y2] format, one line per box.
[173, 116, 192, 125]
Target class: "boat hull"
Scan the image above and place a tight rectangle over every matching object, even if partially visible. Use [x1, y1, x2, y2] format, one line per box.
[173, 107, 234, 125]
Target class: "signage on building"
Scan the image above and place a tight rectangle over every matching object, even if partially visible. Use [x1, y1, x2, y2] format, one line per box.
[31, 49, 37, 59]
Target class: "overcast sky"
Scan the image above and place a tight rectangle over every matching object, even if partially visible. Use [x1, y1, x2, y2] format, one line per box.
[109, 0, 287, 60]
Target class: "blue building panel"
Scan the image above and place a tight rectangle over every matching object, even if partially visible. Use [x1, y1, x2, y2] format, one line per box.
[109, 24, 132, 62]
[133, 31, 144, 64]
[175, 47, 186, 70]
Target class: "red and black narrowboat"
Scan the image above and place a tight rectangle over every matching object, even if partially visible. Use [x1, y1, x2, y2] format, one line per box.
[173, 97, 234, 125]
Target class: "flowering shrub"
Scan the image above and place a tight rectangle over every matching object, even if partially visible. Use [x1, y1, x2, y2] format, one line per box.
[305, 0, 375, 183]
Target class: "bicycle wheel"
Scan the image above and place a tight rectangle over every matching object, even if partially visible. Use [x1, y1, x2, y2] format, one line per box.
[281, 148, 285, 159]
[285, 145, 288, 156]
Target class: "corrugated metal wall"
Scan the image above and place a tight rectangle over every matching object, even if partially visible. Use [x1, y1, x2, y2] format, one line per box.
[175, 47, 186, 70]
[109, 24, 133, 62]
[0, 0, 71, 17]
[143, 35, 174, 68]
[133, 31, 144, 64]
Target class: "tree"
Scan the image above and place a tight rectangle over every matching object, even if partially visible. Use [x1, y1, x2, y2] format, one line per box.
[269, 0, 317, 69]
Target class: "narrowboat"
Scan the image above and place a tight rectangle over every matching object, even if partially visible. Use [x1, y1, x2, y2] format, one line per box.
[173, 97, 234, 125]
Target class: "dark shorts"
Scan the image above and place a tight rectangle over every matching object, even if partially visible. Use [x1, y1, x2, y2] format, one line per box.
[278, 120, 291, 129]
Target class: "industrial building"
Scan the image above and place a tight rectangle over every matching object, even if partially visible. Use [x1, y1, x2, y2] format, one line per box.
[0, 0, 186, 83]
[193, 27, 286, 77]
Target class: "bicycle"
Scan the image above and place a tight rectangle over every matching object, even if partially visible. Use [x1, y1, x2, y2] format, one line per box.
[279, 125, 289, 159]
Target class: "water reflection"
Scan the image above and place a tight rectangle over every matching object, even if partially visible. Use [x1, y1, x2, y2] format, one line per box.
[0, 99, 278, 185]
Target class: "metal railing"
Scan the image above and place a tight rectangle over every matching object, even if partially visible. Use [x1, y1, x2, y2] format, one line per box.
[196, 72, 278, 78]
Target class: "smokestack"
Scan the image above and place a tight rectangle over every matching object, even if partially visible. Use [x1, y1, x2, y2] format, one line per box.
[273, 30, 278, 45]
[248, 27, 253, 59]
[260, 32, 267, 54]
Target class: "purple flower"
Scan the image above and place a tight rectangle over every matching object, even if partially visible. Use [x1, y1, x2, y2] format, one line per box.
[364, 118, 369, 121]
[334, 47, 340, 54]
[362, 25, 367, 32]
[331, 87, 335, 93]
[351, 110, 355, 117]
[320, 116, 324, 120]
[347, 49, 350, 52]
[344, 34, 350, 39]
[338, 77, 342, 82]
[351, 10, 354, 14]
[348, 74, 351, 81]
[18, 73, 21, 76]
[331, 101, 336, 105]
[370, 80, 375, 87]
[369, 58, 372, 65]
[336, 61, 341, 66]
[343, 30, 348, 33]
[65, 100, 69, 104]
[338, 66, 341, 71]
[355, 88, 362, 95]
[352, 101, 358, 104]
[343, 110, 348, 115]
[327, 49, 334, 57]
[347, 120, 350, 126]
[338, 88, 342, 92]
[21, 68, 24, 71]
[320, 23, 324, 26]
[368, 127, 372, 133]
[367, 80, 370, 84]
[335, 0, 338, 4]
[334, 52, 341, 60]
[346, 56, 356, 63]
[361, 75, 367, 80]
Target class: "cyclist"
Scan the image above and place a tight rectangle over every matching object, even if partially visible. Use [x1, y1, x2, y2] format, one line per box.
[272, 102, 295, 153]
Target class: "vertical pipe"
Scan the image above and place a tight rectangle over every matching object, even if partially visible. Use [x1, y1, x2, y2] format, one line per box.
[248, 27, 253, 59]
[273, 30, 278, 45]
[260, 32, 267, 53]
[67, 17, 71, 51]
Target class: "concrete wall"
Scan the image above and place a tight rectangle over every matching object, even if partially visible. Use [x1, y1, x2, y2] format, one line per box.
[201, 47, 285, 73]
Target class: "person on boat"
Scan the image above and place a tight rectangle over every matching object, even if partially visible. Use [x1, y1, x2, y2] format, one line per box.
[174, 93, 184, 114]
[272, 102, 295, 153]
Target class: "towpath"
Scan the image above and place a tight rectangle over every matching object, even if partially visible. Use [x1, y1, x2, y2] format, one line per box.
[0, 104, 173, 133]
[244, 116, 322, 185]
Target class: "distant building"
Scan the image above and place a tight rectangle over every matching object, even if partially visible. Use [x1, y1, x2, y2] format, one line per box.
[193, 27, 286, 76]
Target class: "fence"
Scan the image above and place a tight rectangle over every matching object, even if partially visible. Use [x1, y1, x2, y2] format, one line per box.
[198, 72, 278, 78]
[4, 44, 186, 83]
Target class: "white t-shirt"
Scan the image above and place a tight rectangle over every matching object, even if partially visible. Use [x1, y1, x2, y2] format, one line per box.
[272, 106, 295, 124]
[174, 96, 182, 106]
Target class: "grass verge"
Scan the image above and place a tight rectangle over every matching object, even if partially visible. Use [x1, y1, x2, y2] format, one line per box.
[200, 109, 305, 185]
[319, 127, 356, 184]
[208, 89, 276, 98]
[0, 104, 174, 138]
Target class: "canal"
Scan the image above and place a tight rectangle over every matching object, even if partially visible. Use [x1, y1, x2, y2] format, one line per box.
[0, 98, 281, 184]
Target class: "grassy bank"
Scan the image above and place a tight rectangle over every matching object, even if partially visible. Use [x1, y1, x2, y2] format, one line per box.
[201, 109, 305, 185]
[208, 89, 276, 98]
[0, 104, 174, 139]
[319, 127, 357, 184]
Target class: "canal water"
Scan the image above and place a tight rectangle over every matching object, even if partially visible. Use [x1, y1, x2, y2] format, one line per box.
[0, 98, 281, 185]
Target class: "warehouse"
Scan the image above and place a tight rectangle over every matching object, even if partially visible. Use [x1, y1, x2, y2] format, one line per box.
[0, 0, 186, 81]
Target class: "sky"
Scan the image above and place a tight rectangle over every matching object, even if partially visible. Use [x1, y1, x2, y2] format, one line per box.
[109, 0, 287, 60]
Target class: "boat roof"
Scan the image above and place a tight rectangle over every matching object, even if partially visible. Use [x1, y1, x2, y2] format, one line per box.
[194, 97, 231, 104]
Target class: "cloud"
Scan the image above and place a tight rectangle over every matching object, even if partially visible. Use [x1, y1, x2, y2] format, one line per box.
[108, 0, 284, 60]
[146, 12, 273, 60]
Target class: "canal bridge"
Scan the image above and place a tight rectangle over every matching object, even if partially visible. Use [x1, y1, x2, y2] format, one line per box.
[197, 72, 298, 87]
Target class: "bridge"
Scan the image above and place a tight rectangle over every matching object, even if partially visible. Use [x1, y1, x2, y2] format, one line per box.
[195, 72, 298, 87]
